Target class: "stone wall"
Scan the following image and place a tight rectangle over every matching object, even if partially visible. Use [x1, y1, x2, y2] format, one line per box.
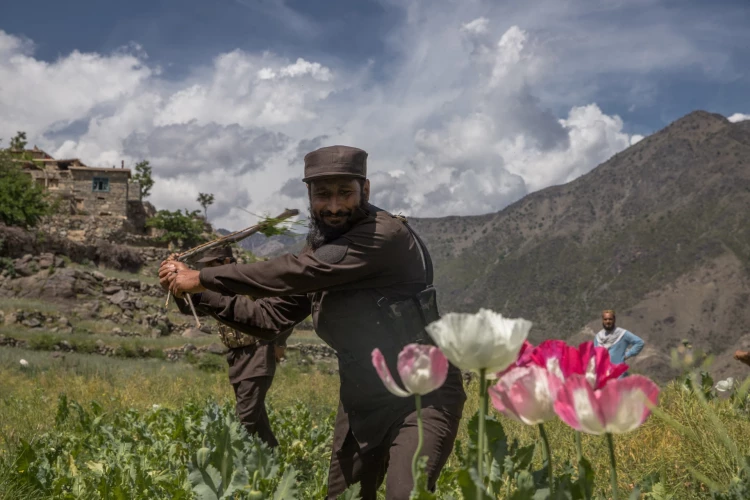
[69, 168, 130, 217]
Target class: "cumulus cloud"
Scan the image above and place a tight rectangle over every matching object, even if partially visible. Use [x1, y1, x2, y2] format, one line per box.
[728, 113, 750, 123]
[122, 121, 291, 176]
[4, 0, 741, 229]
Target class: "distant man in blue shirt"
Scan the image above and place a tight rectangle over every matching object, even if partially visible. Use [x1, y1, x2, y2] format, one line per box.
[594, 309, 645, 375]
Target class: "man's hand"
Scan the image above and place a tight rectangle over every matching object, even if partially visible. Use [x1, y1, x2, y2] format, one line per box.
[274, 346, 286, 362]
[158, 257, 189, 292]
[166, 268, 205, 298]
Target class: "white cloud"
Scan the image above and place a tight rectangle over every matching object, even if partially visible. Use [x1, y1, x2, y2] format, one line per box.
[3, 0, 744, 230]
[728, 113, 750, 123]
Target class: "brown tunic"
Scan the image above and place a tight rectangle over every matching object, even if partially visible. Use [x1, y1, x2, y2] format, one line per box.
[195, 204, 466, 452]
[176, 296, 291, 382]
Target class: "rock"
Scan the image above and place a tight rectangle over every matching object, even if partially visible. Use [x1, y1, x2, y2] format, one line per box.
[205, 343, 228, 355]
[183, 343, 196, 352]
[112, 327, 123, 336]
[4, 312, 16, 325]
[54, 256, 66, 268]
[24, 318, 42, 328]
[102, 286, 122, 295]
[38, 253, 55, 269]
[58, 317, 71, 326]
[150, 328, 162, 338]
[91, 271, 107, 281]
[59, 340, 73, 351]
[108, 290, 129, 306]
[182, 327, 211, 339]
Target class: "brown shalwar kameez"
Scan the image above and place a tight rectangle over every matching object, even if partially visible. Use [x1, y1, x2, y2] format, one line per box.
[192, 203, 467, 499]
[176, 298, 291, 448]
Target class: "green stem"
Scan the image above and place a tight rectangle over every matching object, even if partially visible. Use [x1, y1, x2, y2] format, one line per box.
[411, 394, 424, 489]
[538, 424, 554, 495]
[575, 431, 589, 500]
[575, 431, 583, 463]
[606, 433, 619, 500]
[477, 368, 487, 498]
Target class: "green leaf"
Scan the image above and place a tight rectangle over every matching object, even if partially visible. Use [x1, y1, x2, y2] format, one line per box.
[336, 482, 362, 500]
[457, 468, 492, 500]
[510, 471, 537, 500]
[272, 467, 298, 500]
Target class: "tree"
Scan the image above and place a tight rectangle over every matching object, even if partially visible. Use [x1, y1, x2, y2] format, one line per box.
[0, 143, 50, 228]
[145, 209, 206, 248]
[9, 131, 27, 151]
[197, 192, 215, 219]
[132, 160, 154, 199]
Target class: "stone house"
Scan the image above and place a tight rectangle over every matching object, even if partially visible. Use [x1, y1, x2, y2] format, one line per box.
[13, 147, 141, 218]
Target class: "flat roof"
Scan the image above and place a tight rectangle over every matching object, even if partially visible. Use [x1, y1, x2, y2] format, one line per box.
[68, 167, 132, 175]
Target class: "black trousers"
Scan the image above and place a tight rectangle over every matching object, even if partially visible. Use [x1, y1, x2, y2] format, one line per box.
[232, 375, 278, 448]
[326, 407, 460, 500]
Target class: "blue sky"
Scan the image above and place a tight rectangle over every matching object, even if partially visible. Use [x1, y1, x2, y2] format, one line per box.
[1, 0, 749, 229]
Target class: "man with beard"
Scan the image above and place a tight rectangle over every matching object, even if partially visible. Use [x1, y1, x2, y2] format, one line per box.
[594, 309, 645, 373]
[172, 246, 291, 448]
[159, 145, 466, 499]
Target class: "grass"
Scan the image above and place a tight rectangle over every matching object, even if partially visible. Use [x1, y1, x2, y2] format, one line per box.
[68, 262, 161, 285]
[1, 343, 748, 498]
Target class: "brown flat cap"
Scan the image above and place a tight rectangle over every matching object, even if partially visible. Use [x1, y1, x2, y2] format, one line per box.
[196, 245, 234, 263]
[303, 145, 367, 183]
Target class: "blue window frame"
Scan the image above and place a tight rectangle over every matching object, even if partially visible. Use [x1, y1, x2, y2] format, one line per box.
[92, 177, 109, 192]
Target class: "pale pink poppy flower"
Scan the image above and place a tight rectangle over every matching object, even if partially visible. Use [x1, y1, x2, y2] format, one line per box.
[554, 374, 660, 435]
[371, 344, 449, 397]
[489, 364, 562, 425]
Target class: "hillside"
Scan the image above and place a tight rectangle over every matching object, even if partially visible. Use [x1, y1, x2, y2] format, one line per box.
[408, 110, 750, 382]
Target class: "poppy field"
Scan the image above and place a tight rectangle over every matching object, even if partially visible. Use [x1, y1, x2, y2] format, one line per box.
[1, 317, 750, 499]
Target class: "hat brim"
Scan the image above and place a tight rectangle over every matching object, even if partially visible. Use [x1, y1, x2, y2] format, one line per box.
[302, 172, 366, 183]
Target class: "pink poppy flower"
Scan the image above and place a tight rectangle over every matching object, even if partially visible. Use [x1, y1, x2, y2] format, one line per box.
[554, 374, 660, 435]
[489, 364, 562, 425]
[372, 344, 449, 397]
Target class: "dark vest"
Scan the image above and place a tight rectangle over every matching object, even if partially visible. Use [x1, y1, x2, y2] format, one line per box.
[311, 215, 465, 447]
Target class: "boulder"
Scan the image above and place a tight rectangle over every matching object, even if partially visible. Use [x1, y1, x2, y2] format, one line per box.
[205, 343, 228, 355]
[102, 286, 122, 295]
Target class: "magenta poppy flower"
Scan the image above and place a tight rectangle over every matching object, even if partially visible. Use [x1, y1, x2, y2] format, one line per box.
[576, 341, 629, 389]
[554, 374, 660, 434]
[530, 340, 628, 389]
[489, 364, 562, 425]
[371, 344, 449, 397]
[529, 339, 576, 381]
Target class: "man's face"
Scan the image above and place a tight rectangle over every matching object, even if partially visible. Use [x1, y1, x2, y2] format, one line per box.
[308, 177, 369, 228]
[602, 312, 616, 331]
[306, 177, 370, 248]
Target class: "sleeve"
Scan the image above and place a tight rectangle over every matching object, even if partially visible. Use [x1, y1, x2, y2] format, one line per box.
[198, 219, 398, 298]
[624, 331, 645, 359]
[196, 290, 312, 341]
[174, 293, 211, 317]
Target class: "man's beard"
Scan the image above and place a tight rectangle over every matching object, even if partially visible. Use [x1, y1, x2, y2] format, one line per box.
[306, 199, 369, 250]
[603, 324, 616, 332]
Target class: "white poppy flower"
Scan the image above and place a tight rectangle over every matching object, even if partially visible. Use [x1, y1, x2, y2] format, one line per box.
[425, 308, 532, 378]
[19, 359, 29, 368]
[715, 378, 734, 392]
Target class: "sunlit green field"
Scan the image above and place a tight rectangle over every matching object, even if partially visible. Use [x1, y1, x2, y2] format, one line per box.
[2, 343, 749, 499]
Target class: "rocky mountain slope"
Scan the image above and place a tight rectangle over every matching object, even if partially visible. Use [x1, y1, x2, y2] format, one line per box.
[408, 110, 750, 382]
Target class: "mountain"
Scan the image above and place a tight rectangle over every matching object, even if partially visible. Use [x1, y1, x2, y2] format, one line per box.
[408, 110, 750, 382]
[215, 229, 307, 259]
[216, 111, 750, 382]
